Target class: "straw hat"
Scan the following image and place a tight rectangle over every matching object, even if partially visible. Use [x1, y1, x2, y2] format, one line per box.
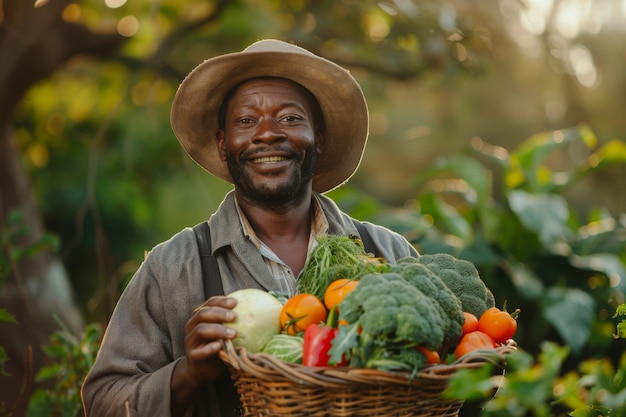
[170, 39, 369, 193]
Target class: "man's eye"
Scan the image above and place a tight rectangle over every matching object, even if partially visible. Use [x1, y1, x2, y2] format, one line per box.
[281, 115, 302, 122]
[237, 118, 254, 124]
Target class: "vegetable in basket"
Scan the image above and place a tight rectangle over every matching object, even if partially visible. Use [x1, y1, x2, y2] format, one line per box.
[329, 272, 461, 375]
[478, 306, 519, 343]
[261, 334, 305, 364]
[224, 288, 284, 353]
[279, 293, 327, 336]
[416, 253, 496, 319]
[388, 258, 465, 348]
[297, 234, 387, 299]
[302, 306, 347, 367]
[454, 330, 497, 359]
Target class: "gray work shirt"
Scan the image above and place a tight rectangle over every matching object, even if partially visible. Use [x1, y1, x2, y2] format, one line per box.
[81, 191, 418, 417]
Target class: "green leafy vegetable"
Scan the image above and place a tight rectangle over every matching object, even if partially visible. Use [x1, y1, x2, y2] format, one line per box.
[261, 334, 304, 364]
[297, 234, 387, 299]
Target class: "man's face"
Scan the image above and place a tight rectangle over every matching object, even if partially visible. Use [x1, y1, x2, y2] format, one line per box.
[217, 78, 322, 209]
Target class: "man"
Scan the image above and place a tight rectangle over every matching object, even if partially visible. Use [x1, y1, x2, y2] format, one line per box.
[81, 39, 418, 417]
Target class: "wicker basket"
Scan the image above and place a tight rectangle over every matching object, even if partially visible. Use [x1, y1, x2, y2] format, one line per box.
[219, 339, 516, 417]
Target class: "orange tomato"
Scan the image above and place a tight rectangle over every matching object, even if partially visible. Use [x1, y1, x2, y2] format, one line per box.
[478, 307, 518, 343]
[279, 294, 328, 335]
[416, 345, 441, 365]
[454, 331, 497, 359]
[323, 279, 359, 310]
[462, 312, 479, 335]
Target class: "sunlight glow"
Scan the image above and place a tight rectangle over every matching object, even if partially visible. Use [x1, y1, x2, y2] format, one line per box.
[364, 12, 390, 42]
[28, 144, 49, 168]
[519, 0, 552, 34]
[105, 0, 127, 8]
[117, 15, 139, 37]
[62, 4, 82, 23]
[568, 45, 598, 87]
[499, 0, 618, 87]
[554, 0, 584, 38]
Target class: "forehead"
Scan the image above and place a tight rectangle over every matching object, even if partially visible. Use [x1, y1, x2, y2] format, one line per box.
[228, 77, 316, 106]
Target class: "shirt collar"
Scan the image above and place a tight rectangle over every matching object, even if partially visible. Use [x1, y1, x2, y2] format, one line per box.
[234, 193, 329, 250]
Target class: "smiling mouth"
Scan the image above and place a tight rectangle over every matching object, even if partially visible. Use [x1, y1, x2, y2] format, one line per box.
[251, 156, 288, 164]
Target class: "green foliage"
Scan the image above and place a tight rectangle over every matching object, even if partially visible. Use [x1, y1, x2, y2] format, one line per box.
[26, 322, 101, 417]
[445, 337, 626, 417]
[354, 124, 626, 358]
[614, 304, 626, 339]
[333, 125, 626, 416]
[1, 210, 60, 377]
[1, 210, 60, 278]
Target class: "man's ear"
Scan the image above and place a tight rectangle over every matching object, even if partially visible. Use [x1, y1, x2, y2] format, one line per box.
[315, 131, 324, 154]
[216, 130, 227, 161]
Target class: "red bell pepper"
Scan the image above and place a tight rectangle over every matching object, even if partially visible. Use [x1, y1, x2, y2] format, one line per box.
[302, 305, 346, 367]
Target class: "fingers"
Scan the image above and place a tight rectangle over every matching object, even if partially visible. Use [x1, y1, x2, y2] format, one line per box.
[200, 295, 238, 310]
[187, 339, 223, 361]
[184, 296, 238, 358]
[180, 296, 240, 385]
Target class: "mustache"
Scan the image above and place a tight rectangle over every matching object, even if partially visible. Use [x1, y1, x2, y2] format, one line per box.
[240, 146, 300, 160]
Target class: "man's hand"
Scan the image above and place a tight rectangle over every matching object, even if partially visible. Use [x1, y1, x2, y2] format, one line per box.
[171, 296, 238, 416]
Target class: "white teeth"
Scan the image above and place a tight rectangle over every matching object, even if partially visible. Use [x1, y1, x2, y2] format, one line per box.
[252, 156, 287, 163]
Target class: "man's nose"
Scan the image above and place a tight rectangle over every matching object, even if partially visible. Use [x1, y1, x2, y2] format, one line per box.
[253, 118, 286, 143]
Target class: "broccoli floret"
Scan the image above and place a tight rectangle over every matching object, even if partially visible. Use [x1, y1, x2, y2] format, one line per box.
[334, 272, 448, 374]
[416, 253, 495, 319]
[390, 259, 464, 348]
[359, 305, 399, 338]
[396, 304, 444, 349]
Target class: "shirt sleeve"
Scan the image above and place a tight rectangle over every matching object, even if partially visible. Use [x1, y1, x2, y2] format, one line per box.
[81, 230, 205, 417]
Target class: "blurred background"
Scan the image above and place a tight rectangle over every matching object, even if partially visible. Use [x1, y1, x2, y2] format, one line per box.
[1, 0, 625, 415]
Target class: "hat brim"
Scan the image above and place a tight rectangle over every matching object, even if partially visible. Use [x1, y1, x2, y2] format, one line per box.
[170, 40, 369, 193]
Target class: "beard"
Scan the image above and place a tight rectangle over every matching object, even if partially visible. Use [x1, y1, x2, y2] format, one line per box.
[225, 146, 317, 211]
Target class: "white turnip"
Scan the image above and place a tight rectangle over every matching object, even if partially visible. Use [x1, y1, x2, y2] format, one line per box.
[225, 288, 283, 353]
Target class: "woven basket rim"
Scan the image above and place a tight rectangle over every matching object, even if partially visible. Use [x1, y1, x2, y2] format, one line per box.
[219, 338, 517, 388]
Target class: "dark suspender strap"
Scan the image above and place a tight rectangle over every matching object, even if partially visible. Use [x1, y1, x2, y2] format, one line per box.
[192, 221, 243, 417]
[351, 219, 379, 257]
[193, 221, 225, 298]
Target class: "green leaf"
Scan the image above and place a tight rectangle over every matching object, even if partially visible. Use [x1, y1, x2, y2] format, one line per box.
[569, 253, 626, 294]
[569, 405, 609, 417]
[0, 308, 18, 324]
[512, 125, 596, 191]
[35, 364, 63, 382]
[0, 346, 10, 376]
[541, 287, 595, 354]
[499, 258, 544, 301]
[328, 322, 359, 365]
[413, 153, 491, 215]
[586, 139, 626, 171]
[574, 223, 626, 256]
[508, 190, 571, 253]
[26, 389, 56, 417]
[419, 193, 472, 241]
[443, 364, 497, 401]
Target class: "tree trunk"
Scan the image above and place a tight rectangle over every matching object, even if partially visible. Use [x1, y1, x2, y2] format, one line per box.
[0, 0, 125, 413]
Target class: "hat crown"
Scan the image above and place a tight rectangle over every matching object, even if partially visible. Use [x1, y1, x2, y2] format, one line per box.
[244, 39, 313, 56]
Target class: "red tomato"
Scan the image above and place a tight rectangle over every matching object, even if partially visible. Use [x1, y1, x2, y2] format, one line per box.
[478, 307, 518, 343]
[279, 294, 328, 336]
[454, 331, 497, 358]
[462, 312, 479, 335]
